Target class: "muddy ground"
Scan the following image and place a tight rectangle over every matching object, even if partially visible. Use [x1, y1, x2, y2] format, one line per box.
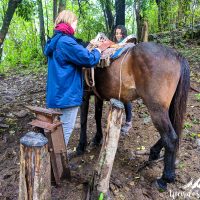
[0, 41, 199, 200]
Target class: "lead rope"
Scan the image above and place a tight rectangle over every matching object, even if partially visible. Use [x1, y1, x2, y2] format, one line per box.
[84, 68, 95, 87]
[119, 49, 131, 100]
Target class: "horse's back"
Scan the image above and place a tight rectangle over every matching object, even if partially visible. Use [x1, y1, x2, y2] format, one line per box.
[131, 42, 182, 108]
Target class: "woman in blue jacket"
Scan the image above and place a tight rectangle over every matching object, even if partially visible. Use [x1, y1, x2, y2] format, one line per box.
[44, 10, 106, 147]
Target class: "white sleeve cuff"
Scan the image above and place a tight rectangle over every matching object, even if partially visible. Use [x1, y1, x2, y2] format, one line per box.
[95, 48, 101, 53]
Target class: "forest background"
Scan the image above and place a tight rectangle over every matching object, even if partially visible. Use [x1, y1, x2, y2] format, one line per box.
[0, 0, 200, 74]
[0, 1, 200, 199]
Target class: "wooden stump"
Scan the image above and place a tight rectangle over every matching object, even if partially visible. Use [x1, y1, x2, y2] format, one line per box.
[89, 99, 124, 200]
[19, 131, 51, 200]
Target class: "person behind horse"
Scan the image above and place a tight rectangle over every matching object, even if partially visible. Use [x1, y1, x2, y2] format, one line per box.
[113, 25, 133, 134]
[44, 10, 110, 155]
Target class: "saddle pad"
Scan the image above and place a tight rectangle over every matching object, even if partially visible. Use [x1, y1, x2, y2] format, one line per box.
[111, 43, 135, 60]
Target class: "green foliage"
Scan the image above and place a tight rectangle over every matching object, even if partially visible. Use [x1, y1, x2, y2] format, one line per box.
[184, 122, 193, 129]
[1, 0, 200, 72]
[98, 192, 104, 200]
[195, 93, 200, 102]
[0, 15, 46, 72]
[177, 161, 185, 169]
[192, 117, 200, 124]
[16, 0, 36, 21]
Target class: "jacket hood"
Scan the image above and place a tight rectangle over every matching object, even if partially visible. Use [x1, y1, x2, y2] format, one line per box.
[44, 32, 63, 57]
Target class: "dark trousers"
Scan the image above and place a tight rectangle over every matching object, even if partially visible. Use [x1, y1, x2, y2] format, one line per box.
[124, 102, 132, 122]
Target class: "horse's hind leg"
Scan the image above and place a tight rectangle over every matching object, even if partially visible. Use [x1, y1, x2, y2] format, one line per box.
[92, 96, 103, 145]
[148, 106, 178, 191]
[149, 138, 163, 161]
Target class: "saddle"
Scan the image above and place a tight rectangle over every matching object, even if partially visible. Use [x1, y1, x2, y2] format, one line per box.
[87, 33, 136, 68]
[97, 43, 135, 68]
[84, 33, 136, 96]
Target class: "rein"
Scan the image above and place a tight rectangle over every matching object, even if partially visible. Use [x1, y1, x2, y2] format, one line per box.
[84, 68, 103, 100]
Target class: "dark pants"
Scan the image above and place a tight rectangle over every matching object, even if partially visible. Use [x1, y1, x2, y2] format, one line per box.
[124, 102, 132, 122]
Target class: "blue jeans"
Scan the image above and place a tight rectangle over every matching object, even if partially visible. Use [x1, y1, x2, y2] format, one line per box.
[60, 106, 79, 146]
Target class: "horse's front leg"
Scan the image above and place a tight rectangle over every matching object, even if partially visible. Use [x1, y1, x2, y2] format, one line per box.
[92, 96, 103, 146]
[150, 109, 178, 191]
[77, 89, 91, 155]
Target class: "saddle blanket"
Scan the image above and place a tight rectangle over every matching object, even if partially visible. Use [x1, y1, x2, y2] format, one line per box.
[97, 43, 135, 68]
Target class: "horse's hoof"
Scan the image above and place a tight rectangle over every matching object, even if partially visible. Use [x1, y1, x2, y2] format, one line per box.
[76, 145, 86, 155]
[91, 137, 102, 146]
[76, 149, 85, 156]
[153, 178, 167, 192]
[148, 153, 160, 161]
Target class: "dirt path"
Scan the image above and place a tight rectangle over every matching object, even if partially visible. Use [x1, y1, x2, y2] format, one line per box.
[0, 43, 199, 200]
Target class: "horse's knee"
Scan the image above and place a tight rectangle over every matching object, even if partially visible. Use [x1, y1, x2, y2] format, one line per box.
[163, 134, 178, 153]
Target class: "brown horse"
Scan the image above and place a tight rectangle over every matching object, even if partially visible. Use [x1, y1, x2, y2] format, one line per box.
[82, 42, 190, 191]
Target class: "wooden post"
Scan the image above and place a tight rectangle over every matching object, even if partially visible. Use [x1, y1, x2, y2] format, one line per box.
[89, 99, 124, 199]
[26, 106, 71, 185]
[19, 131, 51, 200]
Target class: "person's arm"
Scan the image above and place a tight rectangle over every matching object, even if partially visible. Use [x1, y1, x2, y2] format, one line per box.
[60, 38, 101, 67]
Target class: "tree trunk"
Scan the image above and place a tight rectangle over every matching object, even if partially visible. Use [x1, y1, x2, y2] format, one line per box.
[100, 0, 108, 34]
[134, 0, 143, 41]
[156, 0, 162, 31]
[115, 0, 125, 26]
[88, 99, 124, 199]
[0, 0, 22, 62]
[140, 21, 148, 42]
[53, 0, 58, 23]
[37, 0, 46, 51]
[19, 132, 51, 200]
[100, 0, 114, 38]
[44, 0, 50, 37]
[58, 0, 66, 13]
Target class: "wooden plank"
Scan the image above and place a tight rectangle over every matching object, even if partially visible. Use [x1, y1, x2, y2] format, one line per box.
[60, 152, 71, 180]
[26, 106, 62, 116]
[28, 119, 62, 131]
[36, 113, 53, 123]
[44, 130, 61, 186]
[51, 125, 67, 153]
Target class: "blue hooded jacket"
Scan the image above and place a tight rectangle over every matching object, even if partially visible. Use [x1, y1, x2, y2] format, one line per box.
[44, 31, 101, 108]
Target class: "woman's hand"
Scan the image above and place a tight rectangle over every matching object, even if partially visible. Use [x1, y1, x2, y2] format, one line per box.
[97, 40, 114, 52]
[90, 39, 96, 45]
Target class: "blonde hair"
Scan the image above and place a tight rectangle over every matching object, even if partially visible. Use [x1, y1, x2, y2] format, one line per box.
[55, 10, 77, 26]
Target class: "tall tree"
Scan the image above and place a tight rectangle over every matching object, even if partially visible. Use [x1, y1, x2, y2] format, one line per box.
[155, 0, 162, 31]
[53, 0, 58, 22]
[0, 0, 22, 61]
[115, 0, 125, 26]
[155, 0, 171, 31]
[100, 0, 114, 37]
[58, 0, 66, 13]
[37, 0, 46, 50]
[134, 0, 143, 40]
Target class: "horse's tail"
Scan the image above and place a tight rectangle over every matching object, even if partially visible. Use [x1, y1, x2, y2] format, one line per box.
[169, 56, 190, 149]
